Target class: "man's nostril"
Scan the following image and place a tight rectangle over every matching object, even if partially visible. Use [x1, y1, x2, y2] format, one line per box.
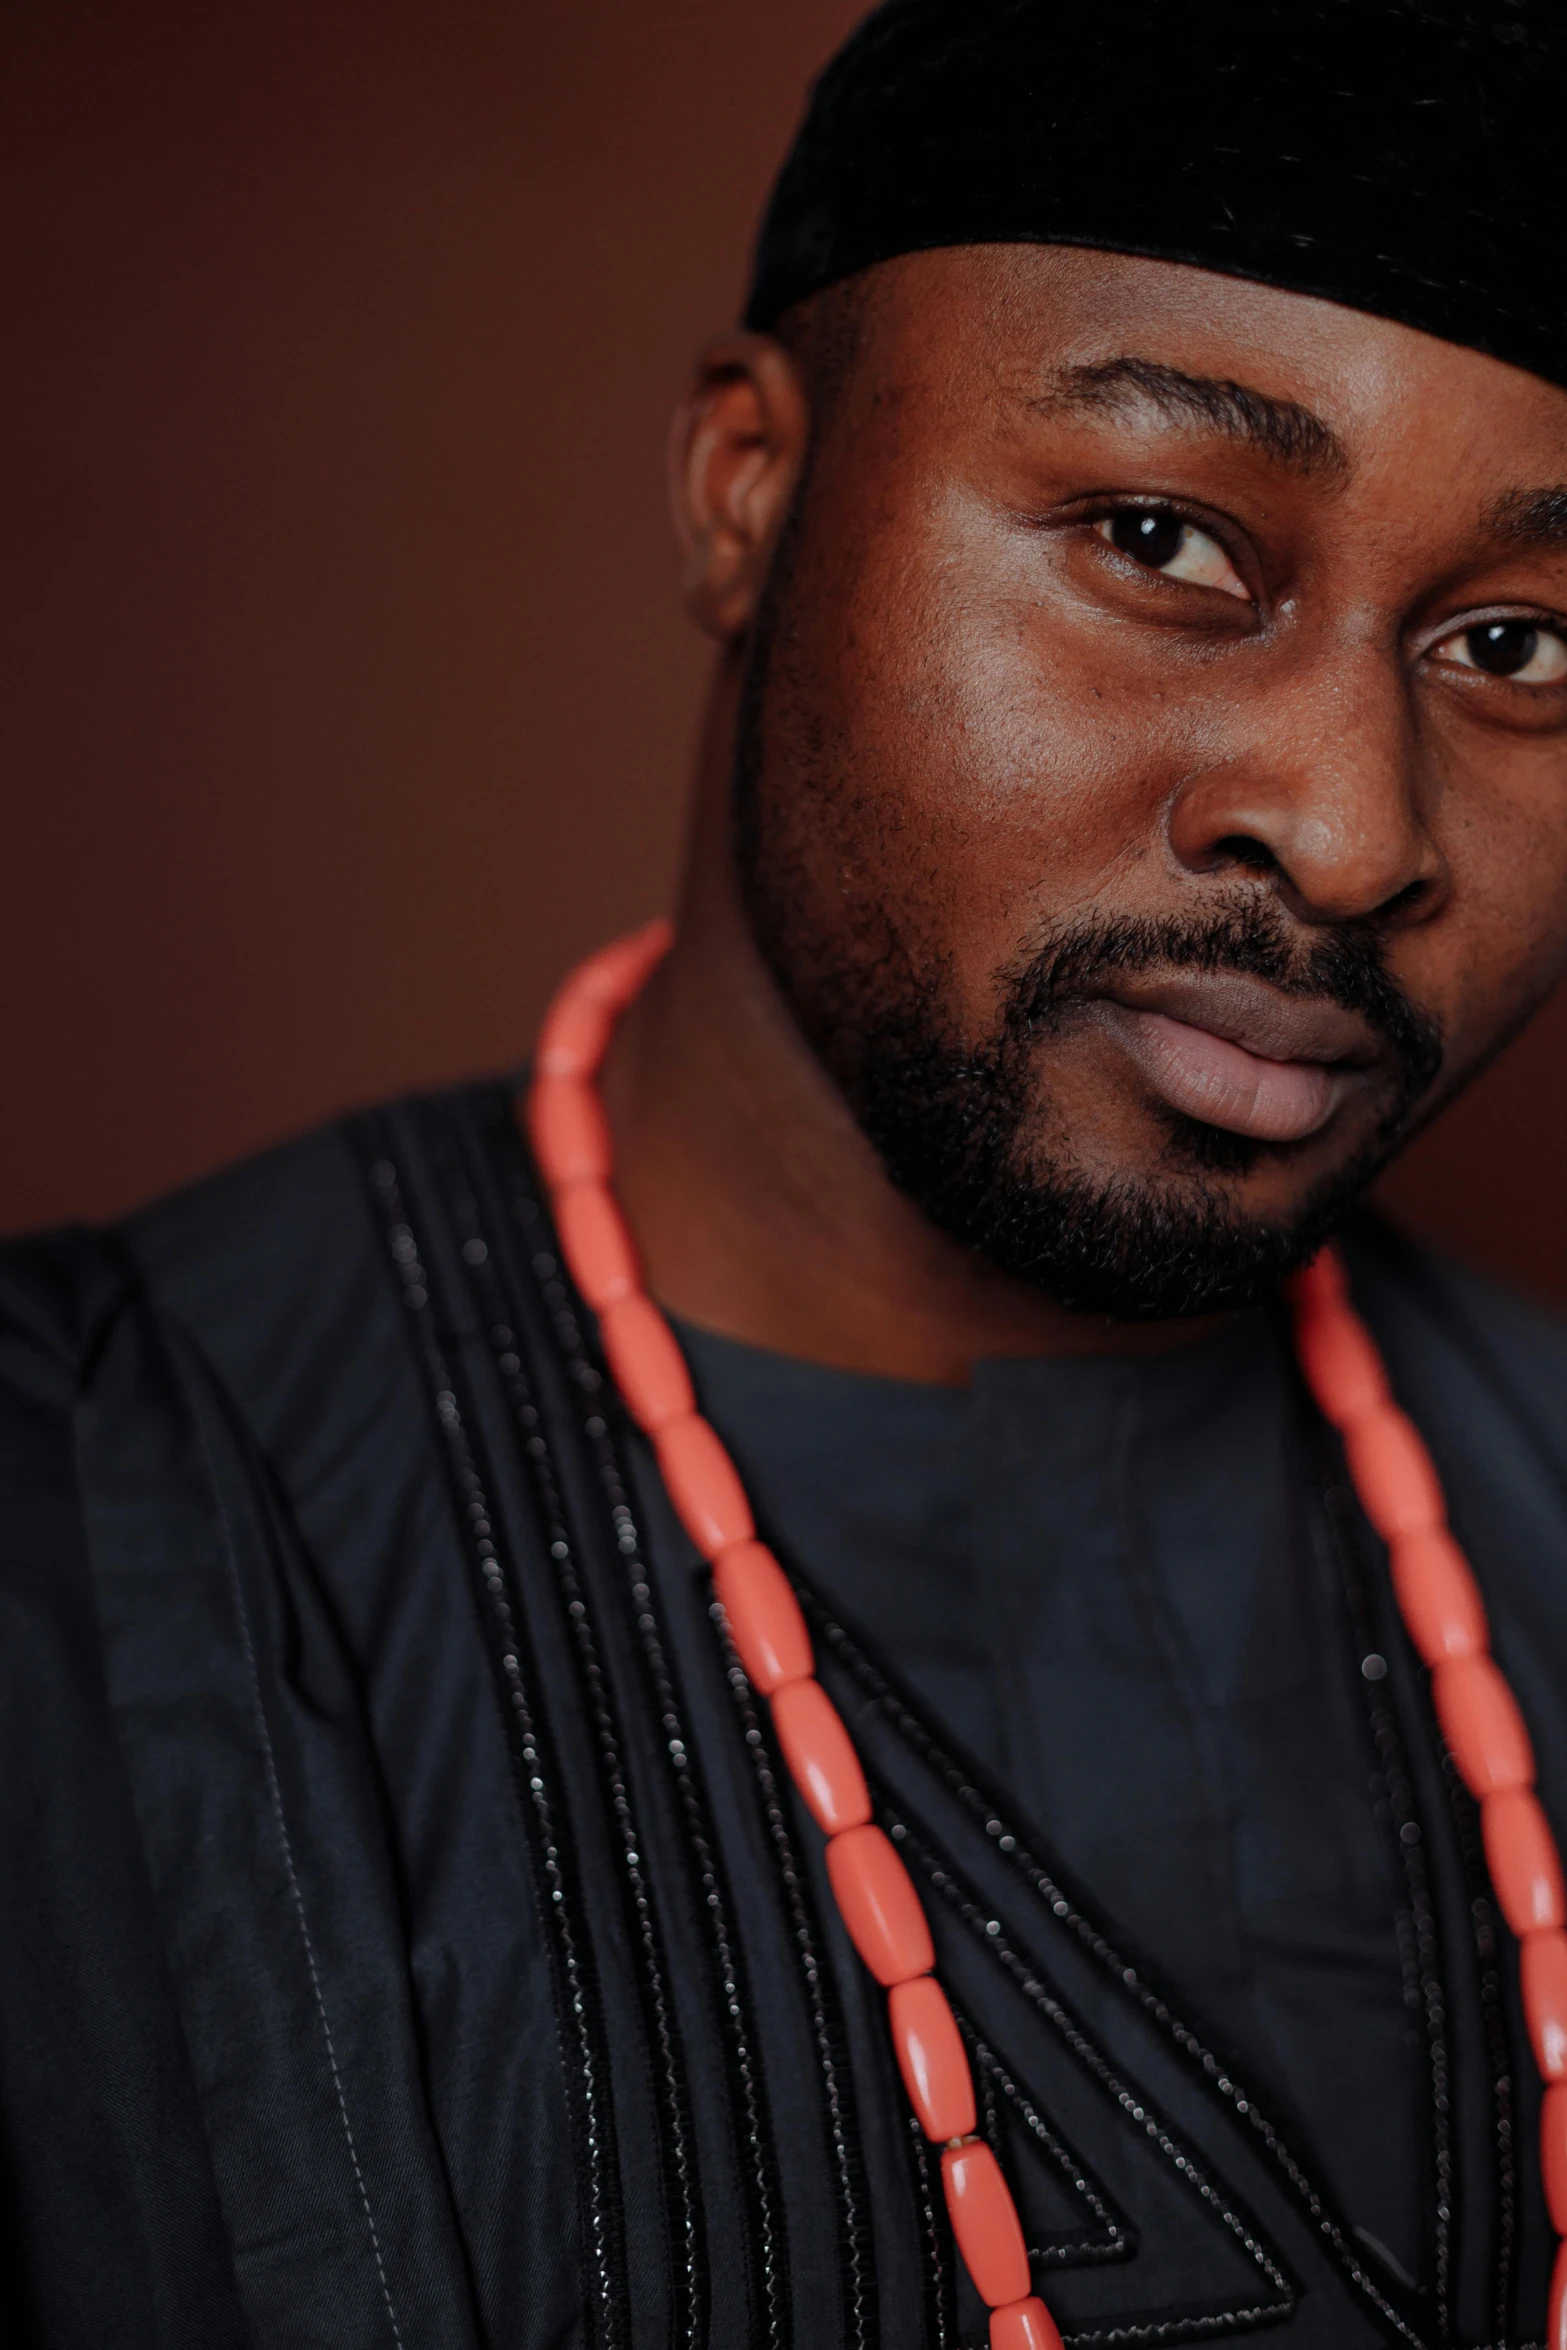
[1213, 834, 1284, 878]
[1380, 876, 1433, 922]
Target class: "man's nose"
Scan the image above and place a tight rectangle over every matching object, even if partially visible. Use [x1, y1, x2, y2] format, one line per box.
[1164, 645, 1448, 927]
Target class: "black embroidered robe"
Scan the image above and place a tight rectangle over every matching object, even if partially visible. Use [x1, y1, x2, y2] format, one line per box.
[2, 1081, 1564, 2346]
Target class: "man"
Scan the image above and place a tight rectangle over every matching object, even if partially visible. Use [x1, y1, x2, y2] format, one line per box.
[4, 0, 1567, 2341]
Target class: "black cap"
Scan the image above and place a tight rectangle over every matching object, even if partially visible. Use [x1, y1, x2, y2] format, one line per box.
[745, 0, 1567, 389]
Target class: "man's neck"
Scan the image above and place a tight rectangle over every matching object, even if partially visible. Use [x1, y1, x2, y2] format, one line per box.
[599, 671, 1230, 1385]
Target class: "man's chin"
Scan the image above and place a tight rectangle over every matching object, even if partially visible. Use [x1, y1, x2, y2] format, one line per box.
[914, 1151, 1362, 1322]
[845, 1061, 1388, 1318]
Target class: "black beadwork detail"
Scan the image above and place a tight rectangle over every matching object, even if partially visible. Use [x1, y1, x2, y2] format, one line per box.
[1317, 1465, 1455, 2334]
[885, 1806, 1297, 2340]
[717, 1610, 881, 2350]
[1331, 1240, 1542, 2346]
[353, 1130, 629, 2350]
[959, 2023, 1129, 2267]
[905, 2113, 959, 2349]
[473, 1084, 878, 2350]
[1447, 1751, 1520, 2347]
[799, 1585, 1432, 2348]
[1308, 1321, 1529, 2343]
[438, 1159, 705, 2350]
[473, 1114, 792, 2350]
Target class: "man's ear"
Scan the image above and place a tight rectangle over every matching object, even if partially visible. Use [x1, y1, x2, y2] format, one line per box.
[667, 334, 810, 640]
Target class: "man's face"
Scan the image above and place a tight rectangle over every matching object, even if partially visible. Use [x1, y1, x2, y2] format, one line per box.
[734, 247, 1567, 1315]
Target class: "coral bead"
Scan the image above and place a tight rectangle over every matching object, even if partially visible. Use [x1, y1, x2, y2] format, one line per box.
[1292, 1301, 1388, 1426]
[528, 1078, 613, 1188]
[1522, 1930, 1567, 2080]
[713, 1541, 812, 1693]
[655, 1414, 755, 1558]
[990, 2298, 1064, 2350]
[1482, 1788, 1565, 1936]
[1289, 1248, 1347, 1314]
[889, 1976, 975, 2142]
[554, 1182, 641, 1308]
[1544, 2082, 1567, 2233]
[1431, 1654, 1534, 1795]
[598, 1293, 695, 1432]
[772, 1679, 872, 1835]
[826, 1825, 935, 1987]
[1388, 1529, 1487, 1665]
[575, 918, 676, 1007]
[1550, 2232, 1567, 2350]
[1342, 1406, 1445, 1540]
[534, 987, 614, 1080]
[942, 2140, 1031, 2306]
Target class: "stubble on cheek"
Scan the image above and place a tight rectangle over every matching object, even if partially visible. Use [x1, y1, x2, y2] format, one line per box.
[735, 510, 954, 1061]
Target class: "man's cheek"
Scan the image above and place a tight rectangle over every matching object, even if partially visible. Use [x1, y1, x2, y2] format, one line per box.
[1424, 868, 1567, 1069]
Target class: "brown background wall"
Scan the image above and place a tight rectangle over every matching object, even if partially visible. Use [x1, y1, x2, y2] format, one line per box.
[4, 0, 1564, 1310]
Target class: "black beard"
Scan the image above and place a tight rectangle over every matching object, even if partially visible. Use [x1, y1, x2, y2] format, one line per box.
[733, 609, 1442, 1321]
[758, 901, 1440, 1319]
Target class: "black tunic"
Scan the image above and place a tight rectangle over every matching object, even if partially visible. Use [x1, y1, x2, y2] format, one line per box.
[676, 1313, 1427, 2285]
[2, 1079, 1564, 2347]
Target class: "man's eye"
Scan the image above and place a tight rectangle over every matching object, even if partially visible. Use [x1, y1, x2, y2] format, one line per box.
[1094, 507, 1248, 600]
[1433, 619, 1567, 687]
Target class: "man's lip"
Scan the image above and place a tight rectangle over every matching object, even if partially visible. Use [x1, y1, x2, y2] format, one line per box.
[1074, 975, 1385, 1145]
[1088, 971, 1383, 1068]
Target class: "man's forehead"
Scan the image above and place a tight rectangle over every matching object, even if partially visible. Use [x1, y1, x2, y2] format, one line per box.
[868, 245, 1567, 492]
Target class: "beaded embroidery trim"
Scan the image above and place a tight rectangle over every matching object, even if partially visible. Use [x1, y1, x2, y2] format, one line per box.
[525, 924, 1567, 2349]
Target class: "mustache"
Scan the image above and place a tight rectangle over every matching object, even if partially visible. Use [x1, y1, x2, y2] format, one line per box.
[1000, 898, 1444, 1103]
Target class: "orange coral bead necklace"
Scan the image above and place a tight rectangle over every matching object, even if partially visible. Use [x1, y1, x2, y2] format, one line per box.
[525, 923, 1567, 2349]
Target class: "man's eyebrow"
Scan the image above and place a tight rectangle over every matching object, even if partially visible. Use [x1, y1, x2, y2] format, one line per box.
[1032, 356, 1348, 479]
[1489, 485, 1567, 549]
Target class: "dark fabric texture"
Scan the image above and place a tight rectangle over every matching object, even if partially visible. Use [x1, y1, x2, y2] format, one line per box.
[1, 1080, 1565, 2344]
[675, 1311, 1430, 2285]
[744, 0, 1567, 393]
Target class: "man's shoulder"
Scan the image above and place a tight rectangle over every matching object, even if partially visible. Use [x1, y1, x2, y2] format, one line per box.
[0, 1229, 111, 1527]
[1346, 1209, 1567, 1459]
[122, 1106, 391, 1350]
[1342, 1211, 1567, 1683]
[0, 1113, 366, 1372]
[122, 1076, 524, 1428]
[0, 1074, 517, 1435]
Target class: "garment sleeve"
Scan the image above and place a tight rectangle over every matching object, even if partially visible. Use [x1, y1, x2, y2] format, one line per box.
[0, 1239, 248, 2350]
